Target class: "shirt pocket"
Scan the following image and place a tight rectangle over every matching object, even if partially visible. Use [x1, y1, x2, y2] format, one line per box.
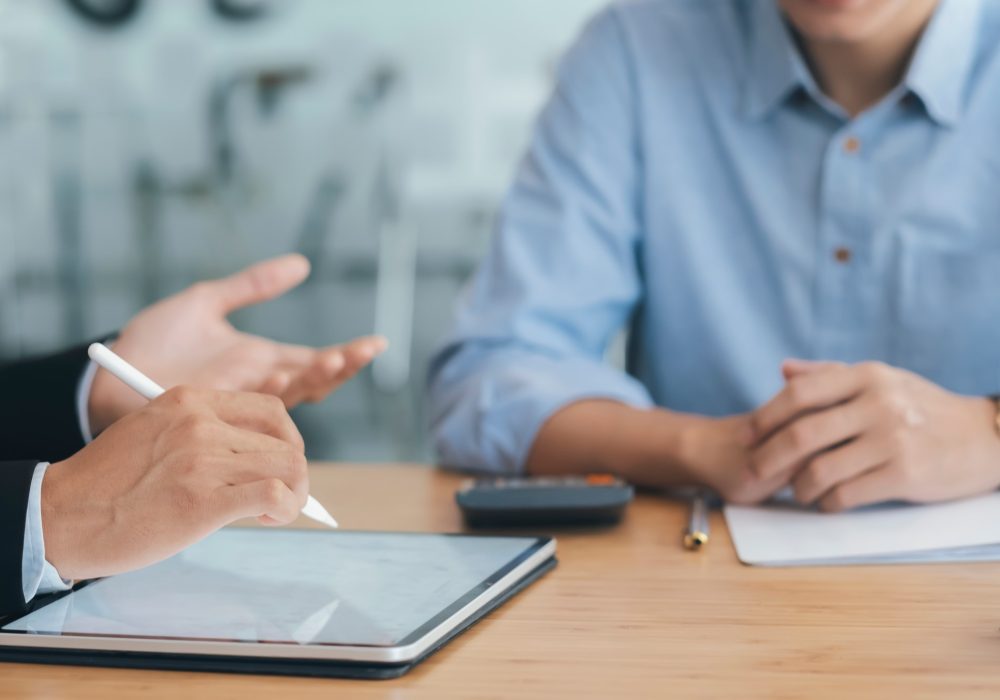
[892, 236, 1000, 396]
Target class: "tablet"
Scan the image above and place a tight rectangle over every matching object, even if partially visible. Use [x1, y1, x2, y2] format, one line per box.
[0, 529, 556, 679]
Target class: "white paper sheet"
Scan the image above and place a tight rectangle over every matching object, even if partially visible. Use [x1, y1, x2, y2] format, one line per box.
[724, 492, 1000, 567]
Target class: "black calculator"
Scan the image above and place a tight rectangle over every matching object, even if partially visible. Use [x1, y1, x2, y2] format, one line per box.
[456, 475, 634, 528]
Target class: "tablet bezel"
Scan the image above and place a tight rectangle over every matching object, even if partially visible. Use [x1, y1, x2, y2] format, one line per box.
[0, 530, 556, 665]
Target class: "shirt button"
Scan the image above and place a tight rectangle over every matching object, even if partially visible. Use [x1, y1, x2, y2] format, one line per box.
[843, 136, 861, 154]
[834, 247, 852, 264]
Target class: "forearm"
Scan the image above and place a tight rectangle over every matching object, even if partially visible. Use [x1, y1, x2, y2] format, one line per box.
[525, 399, 702, 488]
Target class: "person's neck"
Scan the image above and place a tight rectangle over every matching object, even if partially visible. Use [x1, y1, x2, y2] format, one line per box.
[795, 0, 939, 117]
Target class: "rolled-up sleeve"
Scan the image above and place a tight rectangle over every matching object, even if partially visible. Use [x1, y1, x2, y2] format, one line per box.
[427, 8, 652, 473]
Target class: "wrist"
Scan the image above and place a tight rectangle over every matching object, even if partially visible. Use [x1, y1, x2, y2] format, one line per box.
[41, 458, 109, 581]
[673, 413, 754, 494]
[615, 408, 701, 486]
[40, 460, 75, 578]
[672, 413, 705, 475]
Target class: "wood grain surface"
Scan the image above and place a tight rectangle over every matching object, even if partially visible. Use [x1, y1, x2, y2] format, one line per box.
[3, 463, 999, 699]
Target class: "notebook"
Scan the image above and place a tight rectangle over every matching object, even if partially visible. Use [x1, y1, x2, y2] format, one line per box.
[724, 491, 1000, 567]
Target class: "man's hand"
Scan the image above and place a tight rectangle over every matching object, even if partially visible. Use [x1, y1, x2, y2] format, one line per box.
[525, 401, 790, 503]
[678, 414, 792, 504]
[749, 360, 1000, 512]
[88, 254, 387, 435]
[43, 386, 309, 581]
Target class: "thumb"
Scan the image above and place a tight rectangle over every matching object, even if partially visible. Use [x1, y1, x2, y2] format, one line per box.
[206, 254, 311, 313]
[781, 358, 842, 381]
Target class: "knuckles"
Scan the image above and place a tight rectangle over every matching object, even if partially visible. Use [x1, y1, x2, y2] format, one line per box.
[257, 393, 302, 444]
[169, 385, 198, 404]
[784, 377, 811, 412]
[172, 413, 218, 445]
[785, 420, 816, 454]
[858, 361, 895, 391]
[290, 451, 308, 481]
[280, 451, 309, 494]
[161, 385, 203, 411]
[871, 391, 909, 423]
[262, 478, 287, 508]
[261, 392, 288, 416]
[803, 455, 833, 490]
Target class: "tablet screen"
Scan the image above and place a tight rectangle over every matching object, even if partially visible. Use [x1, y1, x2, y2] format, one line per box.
[2, 530, 546, 647]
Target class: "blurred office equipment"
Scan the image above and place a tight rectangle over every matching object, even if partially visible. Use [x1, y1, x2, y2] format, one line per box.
[0, 0, 605, 461]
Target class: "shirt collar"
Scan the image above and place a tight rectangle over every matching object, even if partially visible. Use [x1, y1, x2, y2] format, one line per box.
[742, 1, 812, 120]
[904, 0, 982, 127]
[743, 0, 982, 126]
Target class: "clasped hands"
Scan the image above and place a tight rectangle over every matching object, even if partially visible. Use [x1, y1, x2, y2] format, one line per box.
[692, 360, 1000, 512]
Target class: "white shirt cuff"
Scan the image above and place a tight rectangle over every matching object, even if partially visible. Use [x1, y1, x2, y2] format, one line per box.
[21, 463, 73, 603]
[21, 352, 98, 604]
[76, 357, 100, 444]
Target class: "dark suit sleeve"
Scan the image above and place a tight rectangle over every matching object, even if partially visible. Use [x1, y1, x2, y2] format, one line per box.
[0, 343, 99, 617]
[0, 343, 93, 462]
[0, 461, 41, 616]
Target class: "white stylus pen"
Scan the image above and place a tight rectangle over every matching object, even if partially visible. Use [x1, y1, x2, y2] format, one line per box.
[87, 342, 338, 528]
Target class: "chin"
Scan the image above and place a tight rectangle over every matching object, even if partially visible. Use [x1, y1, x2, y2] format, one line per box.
[777, 0, 915, 42]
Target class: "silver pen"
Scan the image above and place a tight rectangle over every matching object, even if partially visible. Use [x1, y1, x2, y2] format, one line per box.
[683, 492, 710, 551]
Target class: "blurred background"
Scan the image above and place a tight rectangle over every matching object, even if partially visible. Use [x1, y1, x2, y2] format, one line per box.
[0, 0, 605, 462]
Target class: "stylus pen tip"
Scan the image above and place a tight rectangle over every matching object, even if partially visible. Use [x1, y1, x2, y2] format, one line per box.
[303, 496, 339, 529]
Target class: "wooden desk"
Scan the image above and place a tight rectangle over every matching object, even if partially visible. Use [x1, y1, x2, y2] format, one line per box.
[5, 464, 1000, 699]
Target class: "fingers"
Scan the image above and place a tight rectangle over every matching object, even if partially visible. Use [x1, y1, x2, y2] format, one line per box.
[259, 371, 292, 396]
[158, 386, 304, 450]
[750, 395, 877, 479]
[269, 335, 388, 408]
[169, 412, 299, 453]
[792, 435, 891, 504]
[278, 353, 346, 407]
[720, 464, 797, 506]
[781, 359, 843, 381]
[817, 466, 901, 513]
[165, 415, 308, 501]
[751, 364, 866, 442]
[220, 423, 304, 456]
[219, 478, 304, 525]
[219, 449, 310, 504]
[341, 335, 389, 361]
[202, 254, 311, 314]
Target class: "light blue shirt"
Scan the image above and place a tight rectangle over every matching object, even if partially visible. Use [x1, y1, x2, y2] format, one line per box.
[428, 0, 1000, 473]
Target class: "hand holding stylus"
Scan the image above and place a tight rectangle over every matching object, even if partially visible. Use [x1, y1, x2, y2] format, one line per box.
[88, 343, 338, 529]
[43, 385, 313, 581]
